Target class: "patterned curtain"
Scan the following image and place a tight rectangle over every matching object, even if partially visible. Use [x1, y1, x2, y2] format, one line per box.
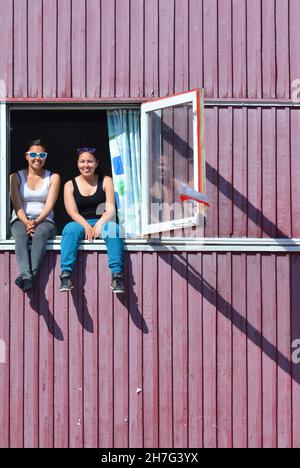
[107, 109, 141, 237]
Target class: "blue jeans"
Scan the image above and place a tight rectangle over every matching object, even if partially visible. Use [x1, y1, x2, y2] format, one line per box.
[61, 220, 124, 274]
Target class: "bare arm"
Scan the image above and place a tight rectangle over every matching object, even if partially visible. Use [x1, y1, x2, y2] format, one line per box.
[35, 173, 61, 225]
[10, 173, 29, 225]
[93, 176, 116, 237]
[64, 180, 93, 240]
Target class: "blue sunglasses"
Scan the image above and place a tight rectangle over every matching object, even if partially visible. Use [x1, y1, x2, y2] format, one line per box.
[26, 152, 48, 159]
[77, 147, 97, 155]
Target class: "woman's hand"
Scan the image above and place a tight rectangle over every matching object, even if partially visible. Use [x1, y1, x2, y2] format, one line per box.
[25, 219, 37, 237]
[84, 224, 94, 242]
[92, 222, 102, 239]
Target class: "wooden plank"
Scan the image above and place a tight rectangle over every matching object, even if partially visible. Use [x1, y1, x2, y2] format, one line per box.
[202, 253, 217, 448]
[247, 107, 262, 237]
[276, 108, 291, 237]
[218, 107, 233, 237]
[246, 0, 262, 98]
[23, 281, 39, 447]
[158, 0, 175, 96]
[247, 254, 262, 448]
[83, 252, 99, 448]
[275, 0, 290, 98]
[158, 253, 173, 448]
[27, 0, 43, 97]
[68, 252, 84, 448]
[142, 253, 159, 448]
[187, 253, 203, 448]
[0, 253, 10, 447]
[262, 108, 277, 237]
[101, 0, 116, 97]
[130, 0, 144, 97]
[98, 253, 114, 448]
[13, 0, 28, 97]
[276, 255, 292, 448]
[189, 0, 203, 90]
[218, 0, 232, 98]
[291, 254, 300, 448]
[233, 107, 248, 236]
[113, 253, 129, 447]
[115, 0, 130, 98]
[261, 254, 277, 448]
[43, 0, 58, 98]
[57, 0, 72, 98]
[0, 0, 13, 97]
[262, 0, 276, 98]
[174, 0, 189, 93]
[216, 253, 232, 448]
[232, 0, 247, 97]
[38, 253, 54, 448]
[144, 0, 159, 98]
[232, 254, 247, 448]
[128, 252, 143, 448]
[204, 107, 218, 237]
[9, 255, 24, 448]
[86, 0, 101, 98]
[289, 0, 300, 100]
[71, 0, 86, 98]
[172, 253, 188, 448]
[53, 253, 69, 448]
[290, 109, 300, 237]
[203, 0, 218, 97]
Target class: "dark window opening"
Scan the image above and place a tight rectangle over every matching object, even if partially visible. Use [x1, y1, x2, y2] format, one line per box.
[10, 109, 112, 234]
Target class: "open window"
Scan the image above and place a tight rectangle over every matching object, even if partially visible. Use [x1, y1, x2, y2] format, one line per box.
[141, 89, 205, 236]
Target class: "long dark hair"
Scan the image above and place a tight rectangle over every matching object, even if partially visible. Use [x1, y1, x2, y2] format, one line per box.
[26, 138, 47, 151]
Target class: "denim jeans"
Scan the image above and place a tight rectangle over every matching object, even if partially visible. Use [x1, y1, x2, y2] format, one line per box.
[60, 220, 124, 274]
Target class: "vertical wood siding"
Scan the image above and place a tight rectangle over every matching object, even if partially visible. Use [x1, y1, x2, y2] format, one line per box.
[0, 0, 297, 99]
[0, 250, 299, 448]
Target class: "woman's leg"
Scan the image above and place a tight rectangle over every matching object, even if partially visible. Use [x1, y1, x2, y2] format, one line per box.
[31, 221, 56, 278]
[11, 220, 32, 279]
[101, 222, 124, 274]
[60, 222, 85, 273]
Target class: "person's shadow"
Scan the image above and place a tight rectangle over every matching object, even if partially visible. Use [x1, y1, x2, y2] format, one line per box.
[28, 252, 64, 341]
[70, 252, 94, 333]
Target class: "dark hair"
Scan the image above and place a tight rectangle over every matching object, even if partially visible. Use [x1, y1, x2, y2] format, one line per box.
[27, 138, 47, 151]
[76, 147, 99, 160]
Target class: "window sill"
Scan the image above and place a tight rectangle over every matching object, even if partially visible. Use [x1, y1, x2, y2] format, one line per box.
[1, 238, 300, 252]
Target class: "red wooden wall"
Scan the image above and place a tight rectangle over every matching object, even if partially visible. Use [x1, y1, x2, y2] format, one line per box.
[1, 250, 300, 448]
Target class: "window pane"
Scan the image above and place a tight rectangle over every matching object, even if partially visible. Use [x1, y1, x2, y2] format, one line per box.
[148, 103, 195, 225]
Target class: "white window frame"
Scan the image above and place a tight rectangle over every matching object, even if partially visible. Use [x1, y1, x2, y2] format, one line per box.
[0, 101, 7, 241]
[141, 89, 202, 236]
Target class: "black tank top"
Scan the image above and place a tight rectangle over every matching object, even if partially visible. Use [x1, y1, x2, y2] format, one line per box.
[72, 176, 106, 219]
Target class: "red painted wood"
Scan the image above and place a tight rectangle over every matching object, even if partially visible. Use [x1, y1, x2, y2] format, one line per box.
[262, 255, 277, 448]
[142, 253, 159, 448]
[38, 254, 54, 448]
[27, 0, 43, 97]
[189, 0, 203, 91]
[9, 256, 25, 448]
[0, 253, 10, 448]
[275, 0, 290, 98]
[262, 108, 277, 237]
[232, 0, 247, 98]
[203, 0, 218, 97]
[130, 0, 144, 98]
[86, 0, 101, 98]
[13, 0, 28, 97]
[57, 0, 71, 98]
[232, 254, 247, 448]
[290, 109, 300, 238]
[0, 0, 13, 97]
[159, 0, 175, 97]
[115, 0, 130, 98]
[218, 0, 233, 98]
[101, 0, 116, 98]
[172, 253, 188, 448]
[71, 0, 86, 98]
[144, 0, 159, 98]
[202, 253, 217, 448]
[83, 253, 99, 448]
[216, 253, 232, 448]
[290, 0, 300, 100]
[233, 108, 247, 236]
[262, 0, 276, 99]
[98, 254, 114, 448]
[204, 107, 218, 237]
[247, 108, 262, 237]
[53, 254, 69, 448]
[246, 254, 262, 448]
[276, 255, 292, 448]
[246, 0, 262, 98]
[218, 107, 233, 237]
[291, 254, 300, 448]
[158, 253, 173, 448]
[42, 0, 57, 98]
[68, 252, 84, 448]
[174, 0, 189, 93]
[277, 108, 291, 237]
[187, 253, 203, 448]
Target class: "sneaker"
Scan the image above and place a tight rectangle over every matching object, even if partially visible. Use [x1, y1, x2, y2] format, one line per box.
[59, 272, 74, 292]
[22, 278, 33, 292]
[111, 273, 125, 294]
[15, 276, 24, 290]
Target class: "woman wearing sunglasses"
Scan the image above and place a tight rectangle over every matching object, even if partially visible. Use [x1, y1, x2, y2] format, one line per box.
[10, 139, 60, 292]
[59, 147, 124, 293]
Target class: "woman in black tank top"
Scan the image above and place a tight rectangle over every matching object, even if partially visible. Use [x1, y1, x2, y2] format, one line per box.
[59, 148, 125, 294]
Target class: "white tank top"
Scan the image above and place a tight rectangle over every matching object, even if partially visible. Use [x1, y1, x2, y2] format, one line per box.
[11, 169, 55, 223]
